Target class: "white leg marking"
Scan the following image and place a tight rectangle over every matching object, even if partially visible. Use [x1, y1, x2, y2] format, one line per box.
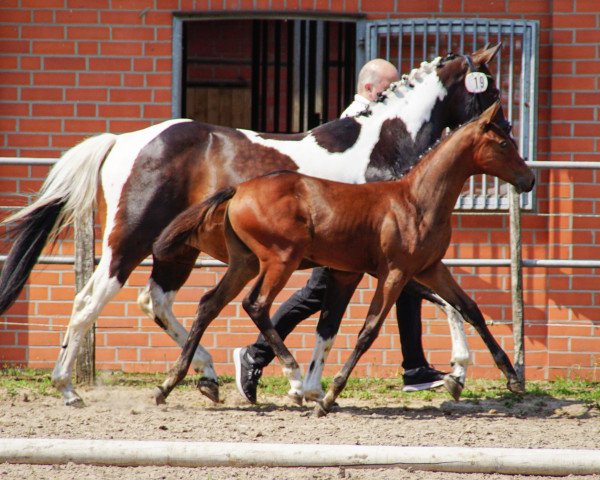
[52, 259, 122, 405]
[138, 280, 217, 381]
[303, 335, 334, 401]
[282, 364, 303, 401]
[444, 302, 470, 385]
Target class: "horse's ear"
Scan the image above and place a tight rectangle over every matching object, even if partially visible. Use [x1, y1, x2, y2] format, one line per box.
[479, 101, 501, 129]
[472, 42, 502, 65]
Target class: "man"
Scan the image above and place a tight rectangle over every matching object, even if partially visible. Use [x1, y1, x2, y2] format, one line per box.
[234, 59, 445, 403]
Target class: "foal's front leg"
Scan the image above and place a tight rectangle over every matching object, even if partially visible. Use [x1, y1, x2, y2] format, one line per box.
[315, 270, 407, 417]
[415, 262, 524, 396]
[304, 271, 363, 402]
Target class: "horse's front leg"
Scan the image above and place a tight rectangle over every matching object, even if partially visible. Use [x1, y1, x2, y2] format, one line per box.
[303, 271, 363, 402]
[415, 262, 523, 396]
[315, 270, 407, 417]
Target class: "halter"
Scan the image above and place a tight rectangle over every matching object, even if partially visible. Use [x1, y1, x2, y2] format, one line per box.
[463, 54, 512, 135]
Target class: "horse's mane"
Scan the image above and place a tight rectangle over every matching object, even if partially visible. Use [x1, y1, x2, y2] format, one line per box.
[402, 113, 510, 182]
[353, 53, 457, 118]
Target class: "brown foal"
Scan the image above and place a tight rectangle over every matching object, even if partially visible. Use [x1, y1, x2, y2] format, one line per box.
[153, 102, 535, 415]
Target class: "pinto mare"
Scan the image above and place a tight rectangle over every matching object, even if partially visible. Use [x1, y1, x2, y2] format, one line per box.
[153, 102, 535, 415]
[0, 45, 507, 406]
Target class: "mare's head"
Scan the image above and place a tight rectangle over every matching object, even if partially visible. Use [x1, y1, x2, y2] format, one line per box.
[470, 102, 535, 193]
[436, 43, 511, 135]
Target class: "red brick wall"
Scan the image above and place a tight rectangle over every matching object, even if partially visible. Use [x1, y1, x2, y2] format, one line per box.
[1, 1, 599, 382]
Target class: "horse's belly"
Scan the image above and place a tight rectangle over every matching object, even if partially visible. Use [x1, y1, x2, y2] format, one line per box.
[306, 242, 377, 275]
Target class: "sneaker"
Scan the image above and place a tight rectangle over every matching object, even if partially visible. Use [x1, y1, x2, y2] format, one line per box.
[233, 347, 263, 403]
[402, 366, 446, 392]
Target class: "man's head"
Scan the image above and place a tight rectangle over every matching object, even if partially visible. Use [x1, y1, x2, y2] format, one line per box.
[357, 59, 400, 101]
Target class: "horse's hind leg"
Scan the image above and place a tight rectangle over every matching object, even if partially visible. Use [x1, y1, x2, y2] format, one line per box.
[52, 259, 122, 406]
[138, 252, 219, 402]
[435, 299, 470, 400]
[415, 262, 523, 396]
[303, 271, 363, 402]
[155, 254, 259, 404]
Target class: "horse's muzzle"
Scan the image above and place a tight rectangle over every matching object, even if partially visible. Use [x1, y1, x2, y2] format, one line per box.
[516, 174, 535, 193]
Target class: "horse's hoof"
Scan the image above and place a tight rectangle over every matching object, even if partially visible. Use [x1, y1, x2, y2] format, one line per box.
[444, 374, 464, 401]
[507, 378, 525, 395]
[64, 396, 85, 408]
[154, 387, 167, 405]
[197, 377, 220, 403]
[313, 402, 329, 418]
[303, 389, 325, 403]
[288, 392, 304, 407]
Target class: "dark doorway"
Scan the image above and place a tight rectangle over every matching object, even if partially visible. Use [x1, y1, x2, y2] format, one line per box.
[183, 19, 356, 133]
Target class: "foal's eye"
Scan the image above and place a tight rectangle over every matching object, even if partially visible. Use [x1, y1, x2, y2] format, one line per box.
[500, 140, 508, 148]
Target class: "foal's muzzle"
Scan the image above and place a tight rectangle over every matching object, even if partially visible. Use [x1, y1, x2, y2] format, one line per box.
[516, 174, 535, 193]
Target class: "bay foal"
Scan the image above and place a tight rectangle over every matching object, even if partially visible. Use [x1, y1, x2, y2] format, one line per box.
[153, 102, 535, 415]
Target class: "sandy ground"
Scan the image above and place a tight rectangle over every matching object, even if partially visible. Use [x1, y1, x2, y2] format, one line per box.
[0, 380, 599, 480]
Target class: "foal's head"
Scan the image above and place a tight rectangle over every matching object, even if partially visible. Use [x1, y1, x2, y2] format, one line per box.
[437, 43, 511, 135]
[471, 102, 535, 193]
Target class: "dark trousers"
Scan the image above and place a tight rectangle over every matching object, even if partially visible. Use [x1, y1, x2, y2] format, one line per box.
[246, 267, 429, 371]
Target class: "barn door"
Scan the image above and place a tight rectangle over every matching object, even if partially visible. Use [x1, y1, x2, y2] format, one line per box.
[358, 19, 539, 210]
[176, 17, 357, 134]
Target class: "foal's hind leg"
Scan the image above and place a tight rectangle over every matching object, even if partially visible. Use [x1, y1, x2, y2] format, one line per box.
[415, 262, 523, 396]
[155, 255, 259, 404]
[52, 258, 122, 406]
[242, 258, 306, 405]
[303, 271, 363, 402]
[138, 253, 219, 402]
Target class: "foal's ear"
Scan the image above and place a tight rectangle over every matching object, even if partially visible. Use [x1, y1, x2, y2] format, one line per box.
[479, 101, 501, 129]
[472, 42, 502, 65]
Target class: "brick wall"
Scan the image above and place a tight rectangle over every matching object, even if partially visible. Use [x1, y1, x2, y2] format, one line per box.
[1, 0, 599, 382]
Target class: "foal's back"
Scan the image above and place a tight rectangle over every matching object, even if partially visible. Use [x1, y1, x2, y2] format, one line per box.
[227, 171, 409, 276]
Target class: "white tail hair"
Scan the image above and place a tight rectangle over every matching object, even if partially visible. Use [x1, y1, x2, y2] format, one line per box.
[3, 133, 117, 238]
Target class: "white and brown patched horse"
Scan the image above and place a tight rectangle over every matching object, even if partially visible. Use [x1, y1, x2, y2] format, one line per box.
[0, 45, 508, 406]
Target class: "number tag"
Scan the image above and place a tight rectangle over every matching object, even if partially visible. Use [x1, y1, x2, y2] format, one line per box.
[465, 72, 488, 93]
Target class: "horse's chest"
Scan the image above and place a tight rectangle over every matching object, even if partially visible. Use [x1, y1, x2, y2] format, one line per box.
[414, 222, 452, 265]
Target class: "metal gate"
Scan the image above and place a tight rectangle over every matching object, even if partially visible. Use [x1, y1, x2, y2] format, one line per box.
[358, 18, 539, 210]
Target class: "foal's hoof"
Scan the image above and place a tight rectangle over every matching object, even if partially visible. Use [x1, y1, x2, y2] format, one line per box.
[444, 374, 464, 401]
[197, 377, 220, 403]
[153, 387, 167, 406]
[507, 378, 525, 395]
[288, 392, 304, 407]
[313, 401, 330, 418]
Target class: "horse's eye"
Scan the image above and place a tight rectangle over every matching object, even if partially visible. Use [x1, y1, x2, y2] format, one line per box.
[500, 140, 508, 148]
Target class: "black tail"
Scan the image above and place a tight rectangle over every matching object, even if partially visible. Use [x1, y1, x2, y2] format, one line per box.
[153, 186, 237, 261]
[0, 199, 65, 314]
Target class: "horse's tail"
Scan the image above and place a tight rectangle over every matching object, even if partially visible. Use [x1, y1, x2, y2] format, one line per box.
[0, 133, 118, 314]
[153, 186, 237, 261]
